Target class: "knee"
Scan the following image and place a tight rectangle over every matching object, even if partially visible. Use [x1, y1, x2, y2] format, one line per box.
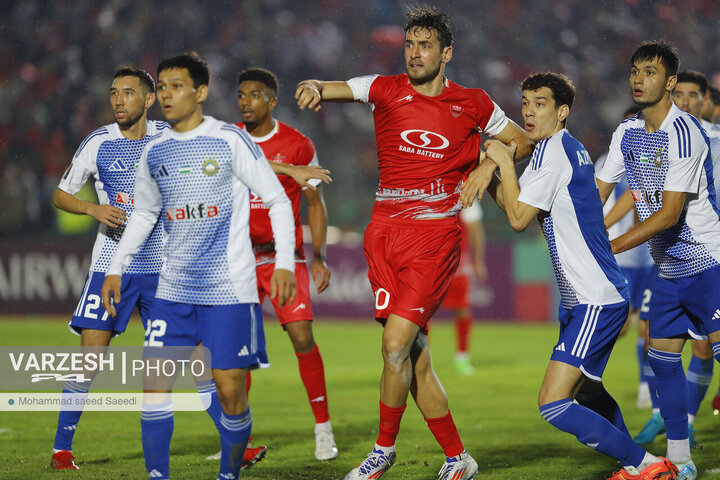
[290, 330, 315, 353]
[382, 338, 411, 370]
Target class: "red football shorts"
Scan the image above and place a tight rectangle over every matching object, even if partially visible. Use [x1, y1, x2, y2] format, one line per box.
[441, 274, 470, 309]
[256, 261, 313, 325]
[363, 216, 461, 334]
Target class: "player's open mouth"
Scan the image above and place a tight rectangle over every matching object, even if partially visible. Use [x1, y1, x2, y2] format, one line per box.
[633, 89, 644, 97]
[115, 110, 126, 118]
[525, 123, 535, 131]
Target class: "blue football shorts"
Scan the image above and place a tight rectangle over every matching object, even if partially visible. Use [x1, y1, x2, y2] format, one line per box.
[145, 299, 269, 370]
[550, 301, 629, 381]
[70, 272, 158, 336]
[637, 265, 659, 322]
[620, 264, 656, 311]
[648, 264, 720, 340]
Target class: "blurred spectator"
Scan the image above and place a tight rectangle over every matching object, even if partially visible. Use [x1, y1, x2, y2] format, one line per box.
[2, 0, 720, 239]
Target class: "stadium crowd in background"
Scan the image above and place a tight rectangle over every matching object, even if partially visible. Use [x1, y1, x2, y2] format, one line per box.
[3, 0, 720, 238]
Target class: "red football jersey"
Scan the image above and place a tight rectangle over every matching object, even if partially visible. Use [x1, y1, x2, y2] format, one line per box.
[238, 120, 318, 265]
[347, 74, 508, 219]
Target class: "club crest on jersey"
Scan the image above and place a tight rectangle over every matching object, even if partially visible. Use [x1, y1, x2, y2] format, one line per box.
[165, 203, 218, 221]
[115, 192, 133, 205]
[202, 157, 219, 176]
[653, 148, 664, 167]
[450, 104, 463, 117]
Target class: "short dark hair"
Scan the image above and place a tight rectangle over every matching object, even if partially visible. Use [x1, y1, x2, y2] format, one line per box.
[404, 4, 452, 49]
[521, 72, 576, 109]
[709, 85, 720, 106]
[114, 66, 155, 94]
[676, 70, 708, 95]
[157, 52, 210, 88]
[237, 68, 278, 97]
[631, 40, 680, 78]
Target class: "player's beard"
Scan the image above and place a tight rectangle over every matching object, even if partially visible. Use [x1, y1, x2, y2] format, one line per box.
[632, 89, 665, 108]
[116, 109, 144, 129]
[407, 61, 442, 85]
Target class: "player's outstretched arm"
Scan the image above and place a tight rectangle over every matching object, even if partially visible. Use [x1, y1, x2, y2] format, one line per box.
[604, 188, 635, 229]
[610, 190, 686, 254]
[270, 162, 332, 190]
[493, 119, 533, 161]
[304, 187, 331, 293]
[53, 188, 127, 228]
[270, 268, 297, 307]
[485, 140, 539, 232]
[101, 275, 122, 317]
[295, 80, 354, 111]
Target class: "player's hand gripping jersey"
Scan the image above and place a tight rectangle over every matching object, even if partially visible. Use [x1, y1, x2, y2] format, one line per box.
[347, 74, 508, 219]
[597, 105, 720, 279]
[238, 120, 318, 265]
[107, 116, 294, 305]
[58, 120, 169, 274]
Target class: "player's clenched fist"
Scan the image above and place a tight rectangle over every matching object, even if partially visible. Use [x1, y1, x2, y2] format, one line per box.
[101, 275, 122, 317]
[295, 80, 323, 111]
[270, 268, 297, 307]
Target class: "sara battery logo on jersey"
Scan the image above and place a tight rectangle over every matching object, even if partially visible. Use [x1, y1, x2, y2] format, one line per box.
[165, 203, 219, 221]
[398, 129, 449, 159]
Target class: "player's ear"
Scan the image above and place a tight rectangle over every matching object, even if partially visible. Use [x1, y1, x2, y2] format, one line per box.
[144, 92, 156, 109]
[268, 95, 277, 111]
[195, 84, 209, 104]
[442, 45, 453, 63]
[665, 75, 677, 93]
[557, 104, 569, 123]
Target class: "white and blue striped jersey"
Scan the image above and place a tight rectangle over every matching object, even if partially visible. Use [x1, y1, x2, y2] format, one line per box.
[594, 152, 653, 269]
[519, 129, 629, 308]
[58, 120, 169, 274]
[107, 116, 295, 305]
[597, 104, 720, 279]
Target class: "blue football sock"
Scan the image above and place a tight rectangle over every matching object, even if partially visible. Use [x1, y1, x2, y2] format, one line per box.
[218, 408, 252, 480]
[647, 348, 687, 440]
[575, 386, 630, 436]
[540, 398, 645, 468]
[642, 360, 659, 409]
[197, 379, 223, 430]
[636, 338, 645, 382]
[141, 402, 174, 480]
[54, 380, 91, 451]
[687, 355, 713, 417]
[712, 341, 720, 366]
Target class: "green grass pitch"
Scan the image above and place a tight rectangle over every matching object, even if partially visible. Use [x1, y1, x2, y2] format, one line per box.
[1, 317, 719, 479]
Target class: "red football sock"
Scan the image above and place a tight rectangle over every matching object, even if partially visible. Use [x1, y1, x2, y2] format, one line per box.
[455, 315, 471, 354]
[297, 344, 330, 423]
[426, 410, 464, 458]
[377, 401, 406, 447]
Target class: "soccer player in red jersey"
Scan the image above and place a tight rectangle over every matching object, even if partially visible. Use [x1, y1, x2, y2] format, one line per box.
[296, 6, 530, 480]
[238, 67, 337, 462]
